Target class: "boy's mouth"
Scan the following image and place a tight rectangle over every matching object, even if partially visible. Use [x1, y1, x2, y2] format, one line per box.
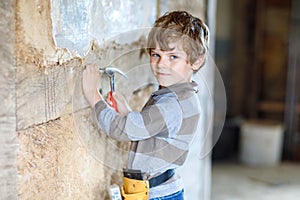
[156, 70, 171, 76]
[157, 72, 170, 76]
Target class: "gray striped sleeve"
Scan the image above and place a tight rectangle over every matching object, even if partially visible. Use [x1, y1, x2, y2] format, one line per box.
[94, 101, 117, 135]
[94, 96, 183, 142]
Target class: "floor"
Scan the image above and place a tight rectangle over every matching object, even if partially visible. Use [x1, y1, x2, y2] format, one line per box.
[211, 162, 300, 200]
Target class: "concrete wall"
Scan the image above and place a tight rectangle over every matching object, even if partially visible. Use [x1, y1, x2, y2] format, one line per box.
[0, 0, 213, 199]
[0, 1, 17, 199]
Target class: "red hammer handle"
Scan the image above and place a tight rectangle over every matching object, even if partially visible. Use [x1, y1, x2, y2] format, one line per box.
[108, 91, 118, 112]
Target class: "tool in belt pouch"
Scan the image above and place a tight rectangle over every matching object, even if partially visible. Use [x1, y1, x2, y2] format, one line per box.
[121, 169, 149, 200]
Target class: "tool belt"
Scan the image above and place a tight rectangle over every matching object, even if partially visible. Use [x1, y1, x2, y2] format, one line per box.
[121, 169, 175, 200]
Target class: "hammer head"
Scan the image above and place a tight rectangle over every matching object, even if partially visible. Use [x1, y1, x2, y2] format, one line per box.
[99, 66, 127, 79]
[99, 66, 127, 92]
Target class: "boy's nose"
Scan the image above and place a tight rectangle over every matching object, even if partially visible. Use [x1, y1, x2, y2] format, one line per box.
[157, 56, 169, 68]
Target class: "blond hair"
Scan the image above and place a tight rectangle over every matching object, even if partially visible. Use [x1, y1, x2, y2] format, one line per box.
[147, 11, 210, 70]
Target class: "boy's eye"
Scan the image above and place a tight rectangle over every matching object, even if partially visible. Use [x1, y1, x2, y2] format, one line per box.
[151, 53, 160, 58]
[170, 55, 178, 60]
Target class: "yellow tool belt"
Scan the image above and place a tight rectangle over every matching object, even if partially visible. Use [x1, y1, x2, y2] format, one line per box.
[121, 177, 149, 200]
[120, 168, 175, 199]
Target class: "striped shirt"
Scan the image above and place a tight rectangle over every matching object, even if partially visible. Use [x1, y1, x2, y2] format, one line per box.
[94, 82, 201, 198]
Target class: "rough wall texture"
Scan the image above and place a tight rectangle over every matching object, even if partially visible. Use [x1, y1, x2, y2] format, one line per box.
[164, 0, 205, 19]
[14, 0, 151, 199]
[18, 116, 105, 199]
[0, 1, 17, 199]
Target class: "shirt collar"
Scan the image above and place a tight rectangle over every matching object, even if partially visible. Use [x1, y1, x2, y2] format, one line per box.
[152, 81, 198, 96]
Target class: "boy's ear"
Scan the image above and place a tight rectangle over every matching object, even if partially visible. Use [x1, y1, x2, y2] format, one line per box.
[192, 55, 205, 71]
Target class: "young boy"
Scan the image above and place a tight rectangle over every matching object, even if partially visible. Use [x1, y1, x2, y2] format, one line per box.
[83, 11, 209, 200]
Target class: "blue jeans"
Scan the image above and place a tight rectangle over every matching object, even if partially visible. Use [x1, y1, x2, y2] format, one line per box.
[149, 189, 184, 200]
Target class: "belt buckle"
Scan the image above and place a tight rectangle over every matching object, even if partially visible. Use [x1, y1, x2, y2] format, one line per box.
[123, 168, 148, 180]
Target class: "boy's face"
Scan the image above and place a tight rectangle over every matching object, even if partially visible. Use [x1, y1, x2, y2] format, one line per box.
[150, 42, 195, 87]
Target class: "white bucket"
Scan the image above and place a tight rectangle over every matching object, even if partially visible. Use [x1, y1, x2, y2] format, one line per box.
[239, 120, 284, 166]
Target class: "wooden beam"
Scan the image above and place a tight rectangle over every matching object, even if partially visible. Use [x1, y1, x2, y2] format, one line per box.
[259, 101, 300, 113]
[284, 0, 300, 160]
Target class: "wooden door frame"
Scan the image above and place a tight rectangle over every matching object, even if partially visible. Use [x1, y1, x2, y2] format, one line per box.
[284, 0, 300, 160]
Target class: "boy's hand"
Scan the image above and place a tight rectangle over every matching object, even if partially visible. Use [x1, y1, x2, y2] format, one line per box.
[82, 64, 103, 107]
[107, 92, 132, 116]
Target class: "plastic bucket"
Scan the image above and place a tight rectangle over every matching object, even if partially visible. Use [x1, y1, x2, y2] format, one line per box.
[239, 120, 284, 166]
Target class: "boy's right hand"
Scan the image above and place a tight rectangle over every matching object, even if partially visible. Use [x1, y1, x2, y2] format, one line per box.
[82, 64, 103, 107]
[107, 92, 132, 116]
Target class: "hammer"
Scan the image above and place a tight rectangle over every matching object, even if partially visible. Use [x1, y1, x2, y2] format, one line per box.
[99, 66, 127, 112]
